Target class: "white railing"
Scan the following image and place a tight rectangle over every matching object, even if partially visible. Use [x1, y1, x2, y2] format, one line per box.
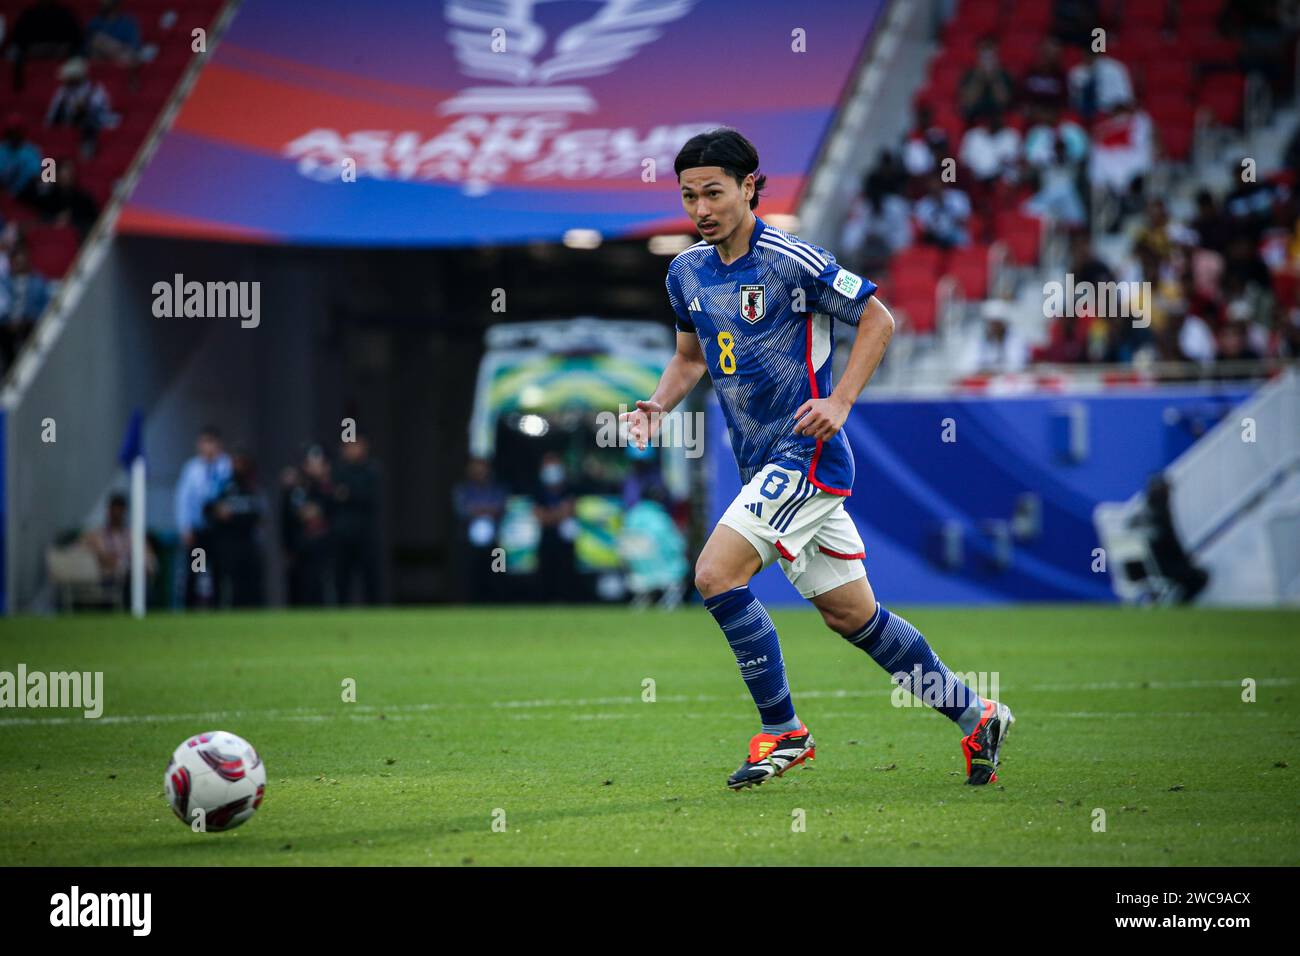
[1100, 368, 1299, 554]
[1, 0, 243, 410]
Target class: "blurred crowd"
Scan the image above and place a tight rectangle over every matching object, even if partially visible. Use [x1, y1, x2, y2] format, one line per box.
[173, 425, 383, 609]
[838, 0, 1300, 372]
[2, 0, 209, 379]
[452, 440, 686, 605]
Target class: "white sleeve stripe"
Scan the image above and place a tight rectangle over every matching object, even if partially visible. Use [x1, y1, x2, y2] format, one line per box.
[762, 230, 828, 268]
[756, 239, 821, 276]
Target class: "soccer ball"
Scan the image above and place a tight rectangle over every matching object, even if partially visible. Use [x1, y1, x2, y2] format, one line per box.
[164, 731, 266, 832]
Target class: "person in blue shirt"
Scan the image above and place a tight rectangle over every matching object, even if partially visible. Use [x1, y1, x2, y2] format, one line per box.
[0, 244, 52, 370]
[0, 115, 44, 202]
[86, 0, 144, 67]
[625, 128, 1014, 790]
[174, 424, 232, 607]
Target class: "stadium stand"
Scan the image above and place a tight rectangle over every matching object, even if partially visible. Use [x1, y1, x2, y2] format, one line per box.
[1, 0, 224, 376]
[836, 0, 1300, 387]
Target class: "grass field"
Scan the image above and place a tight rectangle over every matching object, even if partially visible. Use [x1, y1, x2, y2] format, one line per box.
[1, 605, 1297, 866]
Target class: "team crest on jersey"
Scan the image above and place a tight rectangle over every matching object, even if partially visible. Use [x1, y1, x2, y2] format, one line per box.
[739, 284, 765, 323]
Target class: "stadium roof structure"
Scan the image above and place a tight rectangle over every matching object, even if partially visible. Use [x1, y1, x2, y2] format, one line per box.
[118, 0, 884, 246]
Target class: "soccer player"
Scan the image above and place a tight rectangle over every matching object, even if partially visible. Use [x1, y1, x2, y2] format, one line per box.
[624, 128, 1014, 789]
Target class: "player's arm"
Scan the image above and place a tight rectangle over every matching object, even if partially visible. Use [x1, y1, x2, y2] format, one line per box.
[793, 296, 894, 440]
[623, 331, 707, 450]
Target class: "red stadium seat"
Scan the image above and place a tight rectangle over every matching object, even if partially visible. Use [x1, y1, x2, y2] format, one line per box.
[889, 245, 947, 280]
[944, 244, 991, 300]
[1123, 0, 1170, 29]
[1180, 0, 1226, 19]
[1007, 0, 1053, 30]
[1272, 271, 1298, 311]
[947, 0, 1003, 39]
[1179, 27, 1240, 66]
[994, 212, 1041, 265]
[1157, 121, 1195, 161]
[1146, 92, 1196, 159]
[24, 224, 82, 278]
[1139, 60, 1193, 97]
[1198, 74, 1244, 126]
[889, 289, 937, 334]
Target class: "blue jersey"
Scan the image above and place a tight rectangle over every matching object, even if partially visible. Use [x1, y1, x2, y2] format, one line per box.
[666, 215, 877, 495]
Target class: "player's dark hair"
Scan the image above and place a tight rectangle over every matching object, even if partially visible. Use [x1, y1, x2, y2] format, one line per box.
[674, 128, 767, 210]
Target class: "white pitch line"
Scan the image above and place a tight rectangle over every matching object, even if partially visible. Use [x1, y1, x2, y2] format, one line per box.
[0, 678, 1293, 728]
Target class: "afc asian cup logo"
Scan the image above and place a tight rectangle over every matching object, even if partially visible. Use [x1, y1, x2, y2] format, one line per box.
[740, 284, 765, 323]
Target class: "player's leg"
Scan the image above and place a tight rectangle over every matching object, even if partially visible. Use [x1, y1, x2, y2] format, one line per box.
[808, 573, 990, 732]
[791, 508, 1015, 784]
[703, 469, 817, 788]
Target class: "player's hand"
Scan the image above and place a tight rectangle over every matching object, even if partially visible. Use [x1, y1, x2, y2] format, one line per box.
[620, 399, 663, 450]
[792, 396, 850, 441]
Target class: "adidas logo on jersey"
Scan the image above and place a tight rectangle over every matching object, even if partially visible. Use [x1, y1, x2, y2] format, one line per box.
[688, 297, 701, 311]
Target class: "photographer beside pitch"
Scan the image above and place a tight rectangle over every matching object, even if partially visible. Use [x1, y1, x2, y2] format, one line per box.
[625, 129, 1014, 789]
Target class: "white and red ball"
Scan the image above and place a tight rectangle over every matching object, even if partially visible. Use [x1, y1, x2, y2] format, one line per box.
[164, 731, 266, 832]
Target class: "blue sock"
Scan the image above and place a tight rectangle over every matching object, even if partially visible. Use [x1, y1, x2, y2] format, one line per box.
[704, 586, 800, 733]
[842, 605, 987, 734]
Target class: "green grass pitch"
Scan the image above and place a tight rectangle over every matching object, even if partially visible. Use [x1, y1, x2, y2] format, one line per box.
[1, 606, 1297, 866]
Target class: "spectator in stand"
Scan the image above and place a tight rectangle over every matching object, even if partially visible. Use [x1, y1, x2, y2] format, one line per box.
[901, 103, 949, 189]
[1068, 46, 1134, 121]
[960, 112, 1021, 185]
[26, 158, 100, 236]
[863, 148, 907, 201]
[0, 243, 51, 366]
[280, 444, 333, 605]
[839, 164, 912, 274]
[1224, 0, 1292, 99]
[1223, 158, 1285, 242]
[453, 456, 507, 603]
[1021, 103, 1088, 226]
[1132, 199, 1175, 261]
[958, 38, 1014, 124]
[45, 57, 115, 157]
[0, 115, 44, 205]
[209, 449, 267, 608]
[174, 424, 232, 608]
[1223, 233, 1274, 292]
[1023, 103, 1088, 170]
[8, 0, 82, 89]
[1191, 188, 1231, 255]
[1034, 310, 1090, 364]
[332, 434, 382, 605]
[1175, 307, 1217, 365]
[960, 112, 1021, 236]
[1068, 232, 1116, 289]
[1051, 0, 1099, 48]
[1088, 100, 1154, 230]
[962, 312, 1029, 373]
[85, 0, 144, 67]
[913, 173, 971, 249]
[1020, 37, 1069, 112]
[1023, 138, 1087, 226]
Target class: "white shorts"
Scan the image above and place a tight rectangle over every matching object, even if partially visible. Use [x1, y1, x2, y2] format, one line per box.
[718, 463, 867, 599]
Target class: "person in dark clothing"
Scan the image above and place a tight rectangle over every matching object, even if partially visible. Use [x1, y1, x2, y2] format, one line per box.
[1134, 474, 1209, 603]
[452, 456, 507, 603]
[958, 38, 1014, 125]
[9, 0, 83, 89]
[26, 158, 100, 236]
[209, 450, 267, 607]
[533, 451, 578, 603]
[280, 445, 333, 605]
[332, 435, 382, 605]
